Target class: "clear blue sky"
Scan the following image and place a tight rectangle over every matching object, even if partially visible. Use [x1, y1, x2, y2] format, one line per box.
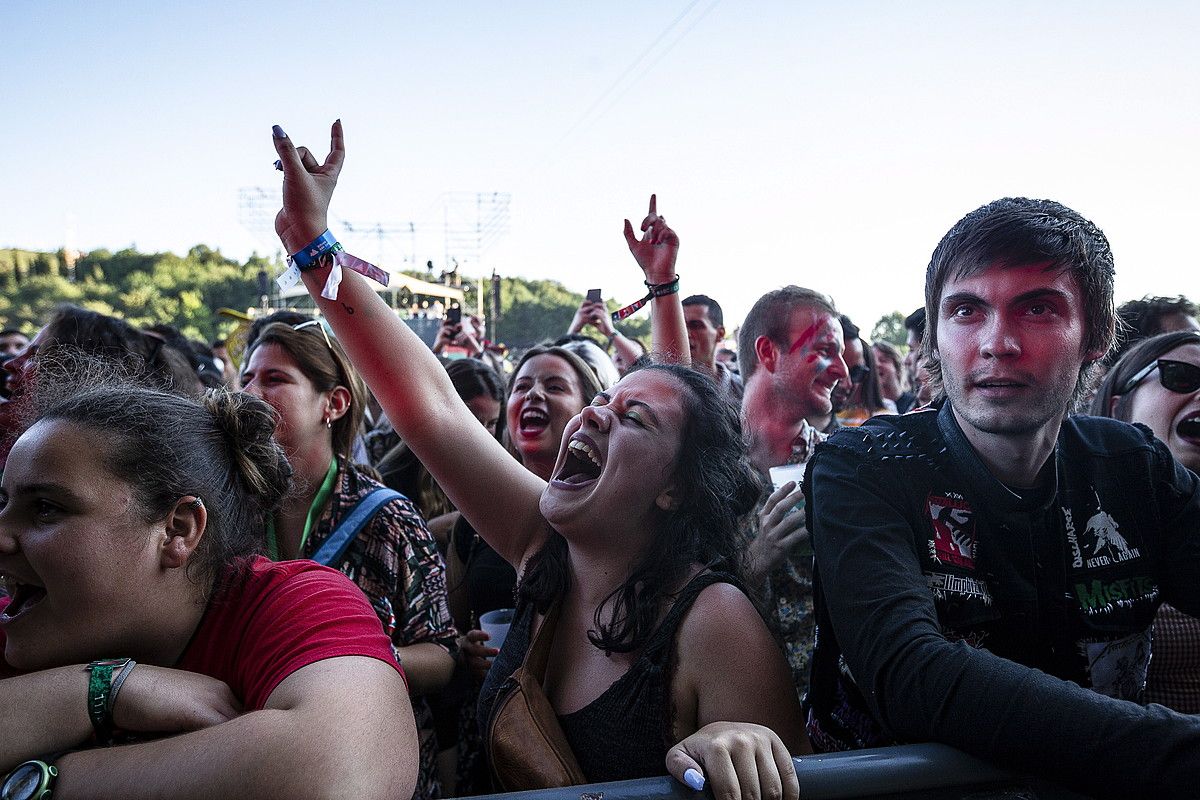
[4, 1, 1197, 332]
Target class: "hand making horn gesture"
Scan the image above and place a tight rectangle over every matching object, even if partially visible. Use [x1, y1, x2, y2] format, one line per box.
[271, 120, 345, 255]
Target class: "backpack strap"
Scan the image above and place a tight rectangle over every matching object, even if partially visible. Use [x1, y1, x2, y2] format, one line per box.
[311, 487, 405, 567]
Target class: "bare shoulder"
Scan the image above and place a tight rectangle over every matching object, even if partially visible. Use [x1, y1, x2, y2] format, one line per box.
[676, 580, 770, 649]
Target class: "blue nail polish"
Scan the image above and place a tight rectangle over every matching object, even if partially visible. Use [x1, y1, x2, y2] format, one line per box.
[272, 125, 286, 138]
[274, 160, 283, 171]
[683, 768, 705, 791]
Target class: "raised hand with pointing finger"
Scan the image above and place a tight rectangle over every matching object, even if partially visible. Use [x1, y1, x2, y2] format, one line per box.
[623, 194, 680, 286]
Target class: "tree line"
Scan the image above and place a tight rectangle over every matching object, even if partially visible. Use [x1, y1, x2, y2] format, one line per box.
[0, 246, 651, 351]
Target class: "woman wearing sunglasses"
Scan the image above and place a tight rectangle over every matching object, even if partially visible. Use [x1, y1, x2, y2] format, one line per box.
[1092, 329, 1200, 712]
[240, 321, 456, 800]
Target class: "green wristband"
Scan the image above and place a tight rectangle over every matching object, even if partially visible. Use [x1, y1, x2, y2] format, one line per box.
[86, 658, 130, 744]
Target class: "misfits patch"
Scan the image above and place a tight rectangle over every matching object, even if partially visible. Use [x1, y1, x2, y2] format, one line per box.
[1074, 576, 1158, 615]
[927, 492, 977, 569]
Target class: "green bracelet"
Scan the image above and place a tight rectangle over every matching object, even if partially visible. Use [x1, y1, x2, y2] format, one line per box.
[86, 658, 130, 744]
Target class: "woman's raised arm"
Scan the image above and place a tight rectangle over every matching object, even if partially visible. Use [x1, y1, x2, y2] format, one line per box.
[270, 122, 546, 568]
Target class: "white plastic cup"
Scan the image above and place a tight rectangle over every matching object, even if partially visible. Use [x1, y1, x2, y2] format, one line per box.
[479, 608, 516, 652]
[768, 463, 811, 556]
[768, 463, 807, 492]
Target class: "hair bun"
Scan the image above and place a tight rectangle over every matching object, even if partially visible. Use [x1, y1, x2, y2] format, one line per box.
[202, 389, 292, 510]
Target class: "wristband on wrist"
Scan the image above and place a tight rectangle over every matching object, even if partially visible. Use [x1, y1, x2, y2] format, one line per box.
[276, 234, 391, 301]
[86, 658, 131, 745]
[107, 659, 137, 715]
[611, 276, 680, 323]
[289, 230, 340, 272]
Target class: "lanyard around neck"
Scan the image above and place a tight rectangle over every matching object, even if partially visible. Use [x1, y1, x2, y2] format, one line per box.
[266, 457, 340, 560]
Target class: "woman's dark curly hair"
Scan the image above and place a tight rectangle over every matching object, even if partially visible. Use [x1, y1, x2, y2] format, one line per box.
[519, 361, 763, 654]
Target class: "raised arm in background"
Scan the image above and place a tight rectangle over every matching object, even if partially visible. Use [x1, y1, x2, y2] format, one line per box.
[623, 195, 690, 366]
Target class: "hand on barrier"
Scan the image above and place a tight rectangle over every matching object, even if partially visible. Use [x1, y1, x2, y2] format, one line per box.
[666, 721, 799, 800]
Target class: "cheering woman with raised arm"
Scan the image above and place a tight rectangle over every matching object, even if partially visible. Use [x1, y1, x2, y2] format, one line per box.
[271, 121, 806, 799]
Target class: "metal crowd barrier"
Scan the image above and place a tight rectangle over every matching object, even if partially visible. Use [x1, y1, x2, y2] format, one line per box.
[468, 743, 1091, 800]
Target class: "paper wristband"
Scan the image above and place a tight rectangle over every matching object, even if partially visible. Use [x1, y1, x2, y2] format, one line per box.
[611, 277, 680, 323]
[276, 247, 391, 300]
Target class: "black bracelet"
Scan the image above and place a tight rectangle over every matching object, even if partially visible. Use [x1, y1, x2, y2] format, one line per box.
[107, 659, 136, 715]
[611, 275, 680, 323]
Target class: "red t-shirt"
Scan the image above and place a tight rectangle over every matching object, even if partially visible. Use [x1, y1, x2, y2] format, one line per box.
[1, 557, 405, 708]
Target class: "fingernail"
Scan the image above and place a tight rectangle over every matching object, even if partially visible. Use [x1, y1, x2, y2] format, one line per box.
[272, 125, 287, 138]
[683, 768, 705, 791]
[274, 159, 283, 171]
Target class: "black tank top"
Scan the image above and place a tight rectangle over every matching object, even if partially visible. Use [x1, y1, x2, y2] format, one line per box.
[451, 515, 517, 618]
[478, 570, 740, 783]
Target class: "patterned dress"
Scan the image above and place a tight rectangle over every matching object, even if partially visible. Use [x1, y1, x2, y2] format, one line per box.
[302, 459, 458, 800]
[747, 420, 826, 703]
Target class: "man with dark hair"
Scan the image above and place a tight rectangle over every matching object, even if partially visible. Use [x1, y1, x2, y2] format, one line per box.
[805, 197, 1200, 796]
[1114, 295, 1200, 362]
[682, 294, 741, 403]
[738, 285, 849, 698]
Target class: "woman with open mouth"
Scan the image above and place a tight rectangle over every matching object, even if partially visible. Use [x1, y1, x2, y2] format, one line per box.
[0, 370, 417, 798]
[272, 121, 807, 799]
[1092, 329, 1200, 713]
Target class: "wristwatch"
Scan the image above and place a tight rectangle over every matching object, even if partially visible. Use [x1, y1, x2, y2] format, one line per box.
[0, 760, 57, 800]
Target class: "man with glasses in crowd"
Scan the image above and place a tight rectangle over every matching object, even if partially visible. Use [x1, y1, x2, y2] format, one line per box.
[804, 197, 1200, 797]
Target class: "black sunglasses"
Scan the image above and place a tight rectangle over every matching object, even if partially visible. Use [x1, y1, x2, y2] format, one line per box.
[1120, 359, 1200, 395]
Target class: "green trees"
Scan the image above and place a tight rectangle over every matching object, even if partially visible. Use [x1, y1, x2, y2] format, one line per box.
[870, 310, 909, 348]
[0, 246, 649, 352]
[488, 277, 649, 351]
[0, 246, 268, 341]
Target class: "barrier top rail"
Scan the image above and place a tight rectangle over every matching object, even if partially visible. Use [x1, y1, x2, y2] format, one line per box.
[465, 744, 1092, 800]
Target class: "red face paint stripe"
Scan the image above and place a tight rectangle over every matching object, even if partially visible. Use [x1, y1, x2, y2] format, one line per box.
[788, 322, 825, 355]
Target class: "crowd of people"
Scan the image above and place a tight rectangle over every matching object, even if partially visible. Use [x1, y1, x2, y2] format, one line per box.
[1, 119, 1199, 800]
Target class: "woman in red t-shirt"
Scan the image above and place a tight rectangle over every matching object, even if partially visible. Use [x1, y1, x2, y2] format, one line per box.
[0, 376, 417, 798]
